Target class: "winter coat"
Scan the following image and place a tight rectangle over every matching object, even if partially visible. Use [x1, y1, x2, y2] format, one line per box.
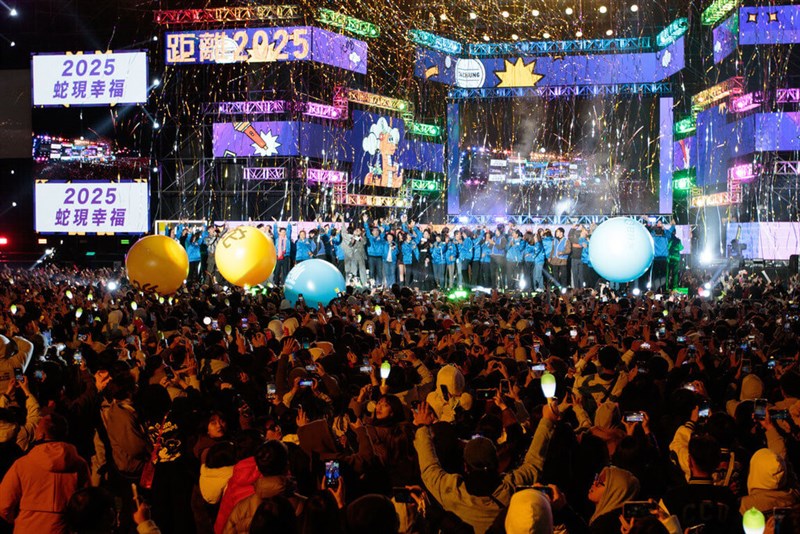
[0, 441, 90, 534]
[0, 336, 34, 394]
[213, 456, 259, 534]
[222, 476, 305, 534]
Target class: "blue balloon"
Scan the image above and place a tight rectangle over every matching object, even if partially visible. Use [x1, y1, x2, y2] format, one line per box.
[284, 259, 346, 309]
[588, 217, 654, 283]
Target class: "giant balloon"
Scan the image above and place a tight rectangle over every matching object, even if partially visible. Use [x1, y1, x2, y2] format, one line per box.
[284, 259, 345, 309]
[215, 225, 276, 287]
[588, 217, 654, 283]
[126, 235, 189, 295]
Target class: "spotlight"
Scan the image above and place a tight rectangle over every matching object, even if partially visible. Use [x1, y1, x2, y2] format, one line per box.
[632, 288, 641, 296]
[152, 78, 161, 87]
[152, 35, 158, 42]
[152, 166, 158, 173]
[11, 202, 16, 207]
[599, 5, 608, 13]
[703, 282, 711, 290]
[439, 13, 447, 21]
[469, 12, 477, 20]
[501, 10, 509, 18]
[542, 32, 550, 39]
[483, 34, 490, 41]
[560, 287, 567, 294]
[532, 9, 540, 17]
[511, 34, 519, 40]
[699, 289, 711, 298]
[10, 41, 15, 47]
[575, 30, 583, 37]
[565, 7, 574, 15]
[631, 4, 639, 12]
[700, 249, 713, 265]
[10, 8, 18, 17]
[107, 281, 118, 291]
[606, 29, 614, 36]
[153, 121, 160, 129]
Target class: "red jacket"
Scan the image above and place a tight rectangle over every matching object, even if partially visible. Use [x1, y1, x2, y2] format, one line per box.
[0, 441, 90, 533]
[213, 456, 259, 534]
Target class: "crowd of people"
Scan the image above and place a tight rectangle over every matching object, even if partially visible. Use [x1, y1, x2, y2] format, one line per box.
[166, 215, 683, 294]
[0, 259, 798, 534]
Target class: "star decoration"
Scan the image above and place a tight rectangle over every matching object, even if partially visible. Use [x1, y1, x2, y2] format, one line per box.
[747, 12, 758, 23]
[769, 11, 779, 22]
[253, 130, 281, 156]
[494, 58, 544, 88]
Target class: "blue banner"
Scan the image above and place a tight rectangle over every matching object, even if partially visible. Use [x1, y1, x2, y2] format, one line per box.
[740, 6, 800, 45]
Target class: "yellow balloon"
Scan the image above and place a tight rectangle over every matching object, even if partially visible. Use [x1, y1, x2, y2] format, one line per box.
[215, 225, 276, 287]
[125, 235, 189, 295]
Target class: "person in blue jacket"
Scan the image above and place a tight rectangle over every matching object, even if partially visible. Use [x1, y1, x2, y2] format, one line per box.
[577, 227, 594, 289]
[648, 219, 674, 291]
[532, 231, 546, 291]
[454, 229, 473, 289]
[489, 226, 507, 289]
[294, 229, 314, 263]
[431, 234, 446, 289]
[331, 227, 345, 275]
[399, 232, 418, 286]
[363, 214, 386, 286]
[470, 229, 485, 287]
[522, 231, 537, 292]
[505, 230, 525, 291]
[184, 225, 207, 283]
[383, 232, 399, 287]
[273, 222, 293, 286]
[443, 235, 458, 289]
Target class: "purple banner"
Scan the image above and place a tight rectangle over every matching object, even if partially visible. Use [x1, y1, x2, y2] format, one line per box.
[673, 136, 695, 171]
[415, 37, 684, 88]
[165, 26, 367, 74]
[755, 112, 800, 152]
[696, 107, 756, 187]
[740, 6, 800, 45]
[713, 14, 738, 64]
[660, 97, 673, 214]
[212, 122, 300, 157]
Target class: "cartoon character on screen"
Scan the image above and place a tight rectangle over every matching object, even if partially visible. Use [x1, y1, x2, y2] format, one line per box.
[363, 117, 403, 188]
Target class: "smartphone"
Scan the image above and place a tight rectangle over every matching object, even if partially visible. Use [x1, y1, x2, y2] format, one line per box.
[211, 319, 219, 329]
[677, 335, 686, 343]
[14, 367, 23, 382]
[531, 363, 546, 372]
[126, 335, 137, 345]
[78, 334, 87, 342]
[266, 383, 277, 398]
[366, 324, 374, 335]
[241, 318, 248, 330]
[360, 359, 372, 374]
[624, 411, 644, 423]
[587, 335, 596, 344]
[622, 501, 657, 519]
[500, 379, 511, 395]
[533, 343, 540, 353]
[658, 327, 666, 337]
[685, 525, 705, 534]
[533, 486, 554, 499]
[305, 364, 317, 372]
[640, 342, 651, 350]
[34, 370, 44, 381]
[476, 388, 496, 400]
[698, 400, 710, 419]
[569, 329, 578, 339]
[769, 409, 790, 421]
[742, 358, 752, 375]
[768, 359, 777, 369]
[754, 398, 768, 420]
[164, 366, 175, 380]
[440, 384, 450, 401]
[392, 487, 414, 503]
[428, 333, 436, 342]
[299, 379, 314, 387]
[73, 352, 83, 364]
[325, 460, 340, 489]
[545, 329, 552, 337]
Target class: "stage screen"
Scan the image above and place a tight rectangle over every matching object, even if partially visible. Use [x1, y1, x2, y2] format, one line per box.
[456, 96, 661, 216]
[32, 51, 148, 107]
[35, 181, 149, 234]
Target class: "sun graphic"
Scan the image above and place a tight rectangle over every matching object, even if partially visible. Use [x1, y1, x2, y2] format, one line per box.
[494, 58, 544, 88]
[253, 129, 281, 156]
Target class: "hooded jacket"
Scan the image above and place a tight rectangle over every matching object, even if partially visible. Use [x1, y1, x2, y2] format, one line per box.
[222, 475, 305, 534]
[426, 366, 474, 423]
[589, 466, 640, 532]
[0, 336, 34, 394]
[0, 441, 90, 534]
[740, 448, 800, 514]
[504, 489, 554, 534]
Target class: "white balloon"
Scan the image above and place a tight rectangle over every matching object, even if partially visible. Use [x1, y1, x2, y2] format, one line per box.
[588, 217, 654, 283]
